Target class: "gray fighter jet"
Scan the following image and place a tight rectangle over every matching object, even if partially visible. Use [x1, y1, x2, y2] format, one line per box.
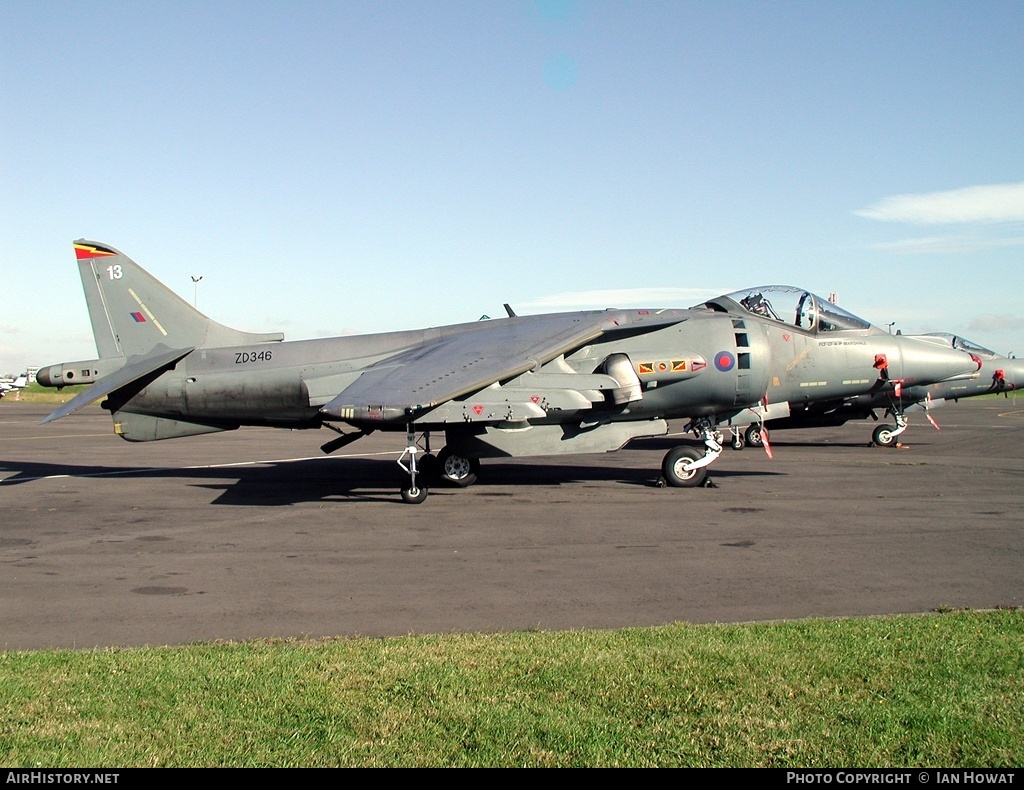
[36, 242, 979, 502]
[737, 332, 1022, 449]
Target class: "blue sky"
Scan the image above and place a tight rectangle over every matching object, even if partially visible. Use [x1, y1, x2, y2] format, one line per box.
[3, 0, 1023, 376]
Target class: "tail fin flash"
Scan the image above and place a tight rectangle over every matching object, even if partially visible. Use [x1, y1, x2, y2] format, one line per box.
[73, 240, 284, 359]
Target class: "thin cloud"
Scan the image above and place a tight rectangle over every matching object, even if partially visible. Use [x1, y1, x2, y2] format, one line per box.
[855, 182, 1024, 224]
[867, 234, 1024, 254]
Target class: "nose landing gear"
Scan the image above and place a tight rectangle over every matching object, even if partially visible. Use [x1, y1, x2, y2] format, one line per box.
[871, 410, 908, 448]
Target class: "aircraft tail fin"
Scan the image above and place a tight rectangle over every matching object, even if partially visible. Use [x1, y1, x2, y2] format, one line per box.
[72, 240, 284, 359]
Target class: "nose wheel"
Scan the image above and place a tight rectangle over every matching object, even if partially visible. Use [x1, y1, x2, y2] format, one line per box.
[870, 410, 908, 448]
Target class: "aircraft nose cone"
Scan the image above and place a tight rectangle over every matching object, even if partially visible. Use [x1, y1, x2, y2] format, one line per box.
[897, 337, 979, 385]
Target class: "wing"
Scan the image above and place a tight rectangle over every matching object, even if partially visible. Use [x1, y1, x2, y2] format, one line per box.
[321, 309, 689, 423]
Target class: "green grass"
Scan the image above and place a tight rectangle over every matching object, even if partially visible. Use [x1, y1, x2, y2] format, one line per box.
[1, 610, 1021, 767]
[1, 382, 88, 404]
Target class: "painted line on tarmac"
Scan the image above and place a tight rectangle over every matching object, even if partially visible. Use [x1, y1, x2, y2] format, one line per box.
[0, 433, 113, 441]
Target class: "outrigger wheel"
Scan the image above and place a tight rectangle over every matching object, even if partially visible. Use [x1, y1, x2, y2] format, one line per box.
[401, 482, 428, 505]
[398, 421, 429, 504]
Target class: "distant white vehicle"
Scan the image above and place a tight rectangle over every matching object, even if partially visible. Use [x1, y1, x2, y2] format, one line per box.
[0, 375, 28, 399]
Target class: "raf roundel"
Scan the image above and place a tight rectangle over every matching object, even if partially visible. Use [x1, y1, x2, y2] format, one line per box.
[714, 351, 735, 372]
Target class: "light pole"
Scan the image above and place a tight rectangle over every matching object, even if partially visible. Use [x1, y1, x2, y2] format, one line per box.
[191, 276, 203, 308]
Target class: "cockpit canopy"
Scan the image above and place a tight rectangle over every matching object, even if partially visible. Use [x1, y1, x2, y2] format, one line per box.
[921, 333, 996, 357]
[709, 285, 872, 333]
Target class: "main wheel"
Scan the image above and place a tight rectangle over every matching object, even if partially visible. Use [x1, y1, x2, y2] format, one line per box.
[437, 447, 480, 487]
[661, 446, 708, 488]
[417, 452, 438, 477]
[745, 425, 763, 447]
[401, 484, 428, 504]
[872, 424, 897, 447]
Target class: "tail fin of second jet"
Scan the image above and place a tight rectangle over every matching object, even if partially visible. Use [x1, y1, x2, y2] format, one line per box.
[72, 240, 284, 359]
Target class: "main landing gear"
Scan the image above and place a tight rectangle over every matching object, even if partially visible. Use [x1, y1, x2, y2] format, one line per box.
[724, 424, 767, 452]
[659, 418, 724, 488]
[396, 429, 483, 503]
[436, 446, 480, 487]
[396, 419, 732, 503]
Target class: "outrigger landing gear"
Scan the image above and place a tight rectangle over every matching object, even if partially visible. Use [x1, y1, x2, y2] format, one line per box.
[659, 418, 724, 488]
[397, 423, 428, 504]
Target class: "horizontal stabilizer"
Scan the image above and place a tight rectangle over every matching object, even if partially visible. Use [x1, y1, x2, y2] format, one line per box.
[40, 346, 194, 425]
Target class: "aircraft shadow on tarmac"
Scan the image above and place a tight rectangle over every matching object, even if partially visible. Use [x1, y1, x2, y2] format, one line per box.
[0, 449, 782, 507]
